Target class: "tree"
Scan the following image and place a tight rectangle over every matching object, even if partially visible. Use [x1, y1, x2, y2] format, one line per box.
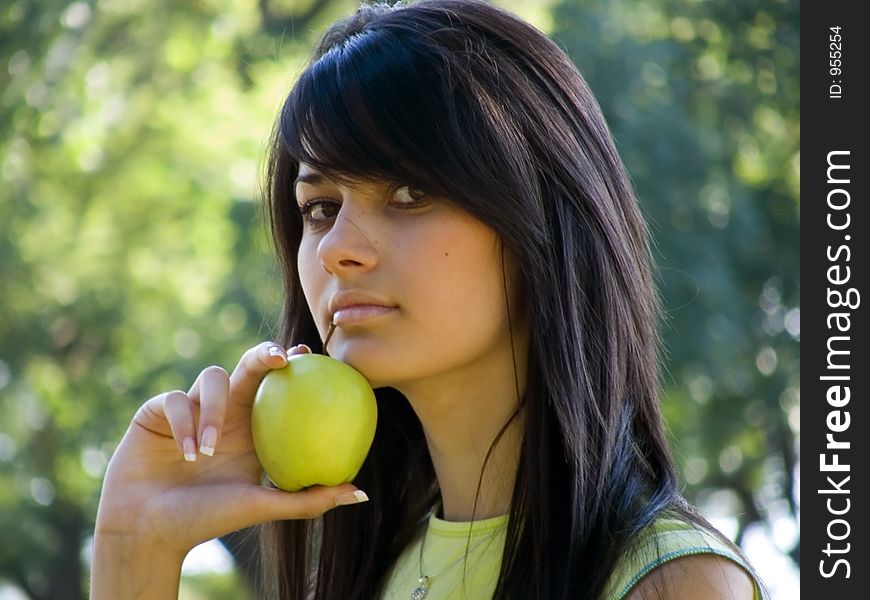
[1, 0, 352, 596]
[551, 0, 799, 564]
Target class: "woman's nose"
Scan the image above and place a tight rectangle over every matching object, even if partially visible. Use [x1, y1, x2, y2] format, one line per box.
[316, 204, 380, 275]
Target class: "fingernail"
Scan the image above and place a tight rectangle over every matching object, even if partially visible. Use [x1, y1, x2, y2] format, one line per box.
[334, 490, 369, 506]
[286, 344, 310, 357]
[200, 426, 218, 456]
[183, 437, 197, 462]
[268, 346, 285, 358]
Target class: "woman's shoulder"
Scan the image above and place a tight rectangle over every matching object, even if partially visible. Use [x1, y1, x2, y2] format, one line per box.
[601, 515, 765, 600]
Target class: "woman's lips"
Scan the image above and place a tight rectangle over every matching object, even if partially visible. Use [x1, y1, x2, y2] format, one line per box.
[332, 305, 397, 326]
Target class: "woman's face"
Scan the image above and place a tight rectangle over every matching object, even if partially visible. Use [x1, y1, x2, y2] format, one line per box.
[295, 163, 527, 390]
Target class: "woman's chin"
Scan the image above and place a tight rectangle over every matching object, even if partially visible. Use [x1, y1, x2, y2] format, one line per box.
[326, 343, 394, 388]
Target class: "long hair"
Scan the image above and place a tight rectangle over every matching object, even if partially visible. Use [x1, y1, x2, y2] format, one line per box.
[258, 1, 710, 598]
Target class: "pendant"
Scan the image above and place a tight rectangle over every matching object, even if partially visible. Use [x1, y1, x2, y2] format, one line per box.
[411, 575, 430, 600]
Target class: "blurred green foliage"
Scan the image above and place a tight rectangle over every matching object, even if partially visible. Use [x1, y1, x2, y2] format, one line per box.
[180, 571, 252, 600]
[0, 0, 798, 598]
[551, 0, 799, 553]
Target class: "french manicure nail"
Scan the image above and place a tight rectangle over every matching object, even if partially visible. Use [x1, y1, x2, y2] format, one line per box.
[183, 437, 197, 462]
[335, 490, 369, 506]
[297, 344, 312, 354]
[200, 426, 218, 456]
[268, 346, 285, 358]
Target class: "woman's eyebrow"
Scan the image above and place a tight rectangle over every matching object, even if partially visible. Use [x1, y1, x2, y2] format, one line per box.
[294, 173, 325, 188]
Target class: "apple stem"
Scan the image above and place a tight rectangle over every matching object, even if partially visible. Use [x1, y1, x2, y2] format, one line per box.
[322, 321, 337, 356]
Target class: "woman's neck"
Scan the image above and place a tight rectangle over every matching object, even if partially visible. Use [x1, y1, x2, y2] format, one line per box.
[395, 341, 527, 522]
[426, 409, 523, 521]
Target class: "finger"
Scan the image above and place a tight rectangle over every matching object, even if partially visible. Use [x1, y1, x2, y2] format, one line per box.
[133, 392, 174, 438]
[287, 343, 312, 358]
[226, 484, 369, 530]
[186, 366, 229, 456]
[228, 341, 290, 403]
[160, 390, 198, 462]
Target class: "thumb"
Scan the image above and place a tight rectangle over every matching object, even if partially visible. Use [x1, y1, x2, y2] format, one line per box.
[249, 483, 370, 523]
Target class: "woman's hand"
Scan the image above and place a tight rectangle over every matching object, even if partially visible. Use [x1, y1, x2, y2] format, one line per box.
[93, 341, 368, 557]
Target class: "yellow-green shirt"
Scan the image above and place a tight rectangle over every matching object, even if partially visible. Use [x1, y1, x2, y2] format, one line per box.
[381, 508, 509, 600]
[380, 509, 764, 600]
[600, 517, 765, 600]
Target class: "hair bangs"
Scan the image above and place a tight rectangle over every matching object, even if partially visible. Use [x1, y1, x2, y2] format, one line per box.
[279, 28, 454, 194]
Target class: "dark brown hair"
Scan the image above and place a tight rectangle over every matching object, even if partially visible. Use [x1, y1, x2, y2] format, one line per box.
[258, 1, 726, 598]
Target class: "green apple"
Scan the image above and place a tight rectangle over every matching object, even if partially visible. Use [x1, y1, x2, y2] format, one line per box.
[251, 353, 378, 492]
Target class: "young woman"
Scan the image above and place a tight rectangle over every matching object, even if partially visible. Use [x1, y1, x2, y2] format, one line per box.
[91, 1, 766, 598]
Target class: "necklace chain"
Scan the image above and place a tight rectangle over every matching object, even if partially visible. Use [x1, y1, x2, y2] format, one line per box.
[411, 509, 507, 600]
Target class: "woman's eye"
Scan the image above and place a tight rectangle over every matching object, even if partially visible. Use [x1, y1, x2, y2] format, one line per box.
[394, 185, 429, 206]
[298, 199, 340, 224]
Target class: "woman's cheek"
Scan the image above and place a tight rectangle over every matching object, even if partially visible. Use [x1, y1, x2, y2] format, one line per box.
[297, 245, 328, 331]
